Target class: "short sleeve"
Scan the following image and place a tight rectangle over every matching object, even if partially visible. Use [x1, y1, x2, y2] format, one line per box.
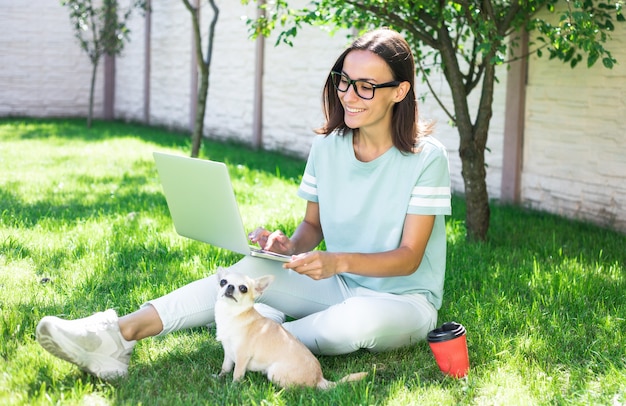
[297, 136, 321, 202]
[407, 142, 451, 216]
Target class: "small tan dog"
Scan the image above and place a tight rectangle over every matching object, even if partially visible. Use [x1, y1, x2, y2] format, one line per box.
[214, 269, 367, 389]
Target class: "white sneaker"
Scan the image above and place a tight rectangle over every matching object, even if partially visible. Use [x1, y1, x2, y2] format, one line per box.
[36, 309, 136, 379]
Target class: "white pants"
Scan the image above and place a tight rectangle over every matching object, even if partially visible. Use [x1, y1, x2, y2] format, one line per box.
[146, 256, 438, 355]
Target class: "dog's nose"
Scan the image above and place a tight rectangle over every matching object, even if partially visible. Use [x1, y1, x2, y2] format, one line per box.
[225, 284, 235, 295]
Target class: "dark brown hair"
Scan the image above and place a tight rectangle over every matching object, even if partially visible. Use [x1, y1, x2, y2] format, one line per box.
[317, 28, 432, 152]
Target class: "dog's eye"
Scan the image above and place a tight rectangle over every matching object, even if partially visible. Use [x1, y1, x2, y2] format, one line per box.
[220, 279, 227, 287]
[238, 285, 248, 294]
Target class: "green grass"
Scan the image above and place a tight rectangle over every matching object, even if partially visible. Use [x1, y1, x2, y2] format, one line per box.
[1, 118, 625, 405]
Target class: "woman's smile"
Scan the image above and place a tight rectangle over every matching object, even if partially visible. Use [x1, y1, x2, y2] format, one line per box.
[345, 106, 365, 114]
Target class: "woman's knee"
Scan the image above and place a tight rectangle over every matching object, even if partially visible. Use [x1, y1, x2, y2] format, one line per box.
[285, 294, 437, 355]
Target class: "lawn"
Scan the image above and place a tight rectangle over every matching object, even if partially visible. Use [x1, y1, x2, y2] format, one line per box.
[1, 118, 625, 405]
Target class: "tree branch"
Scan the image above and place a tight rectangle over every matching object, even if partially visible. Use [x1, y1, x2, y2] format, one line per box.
[181, 0, 204, 72]
[206, 0, 219, 66]
[344, 0, 440, 50]
[415, 53, 456, 123]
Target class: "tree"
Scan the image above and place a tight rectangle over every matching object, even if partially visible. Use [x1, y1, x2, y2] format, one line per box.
[244, 0, 624, 241]
[61, 0, 145, 128]
[182, 0, 219, 158]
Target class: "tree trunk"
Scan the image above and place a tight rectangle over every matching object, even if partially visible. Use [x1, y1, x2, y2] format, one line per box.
[456, 64, 496, 241]
[461, 57, 497, 241]
[186, 0, 219, 158]
[459, 134, 490, 240]
[437, 25, 494, 241]
[192, 68, 209, 157]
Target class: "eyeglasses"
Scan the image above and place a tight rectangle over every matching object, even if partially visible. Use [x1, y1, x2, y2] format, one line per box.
[330, 71, 401, 100]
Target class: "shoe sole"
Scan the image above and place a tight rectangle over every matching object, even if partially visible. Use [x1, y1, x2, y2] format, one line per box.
[36, 317, 128, 380]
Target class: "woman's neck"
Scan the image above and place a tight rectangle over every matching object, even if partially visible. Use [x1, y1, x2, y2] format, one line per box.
[353, 130, 393, 162]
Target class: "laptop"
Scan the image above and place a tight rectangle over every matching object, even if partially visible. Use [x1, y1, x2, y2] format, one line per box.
[153, 152, 292, 262]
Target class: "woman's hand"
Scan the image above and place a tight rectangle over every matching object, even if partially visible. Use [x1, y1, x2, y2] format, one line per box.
[284, 213, 436, 280]
[248, 227, 294, 255]
[283, 251, 341, 280]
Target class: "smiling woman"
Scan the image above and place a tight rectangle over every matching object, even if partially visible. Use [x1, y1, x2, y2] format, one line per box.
[33, 29, 453, 388]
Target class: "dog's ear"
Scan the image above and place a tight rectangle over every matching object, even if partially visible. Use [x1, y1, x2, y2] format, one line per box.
[216, 268, 225, 281]
[253, 275, 275, 297]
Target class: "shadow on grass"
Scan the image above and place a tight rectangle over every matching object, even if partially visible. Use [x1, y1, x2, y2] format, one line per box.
[1, 118, 305, 232]
[0, 180, 169, 230]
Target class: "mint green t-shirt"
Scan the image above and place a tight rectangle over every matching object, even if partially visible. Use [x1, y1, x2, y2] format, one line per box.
[297, 130, 451, 309]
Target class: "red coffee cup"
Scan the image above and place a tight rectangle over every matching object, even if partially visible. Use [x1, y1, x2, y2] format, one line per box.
[427, 322, 469, 378]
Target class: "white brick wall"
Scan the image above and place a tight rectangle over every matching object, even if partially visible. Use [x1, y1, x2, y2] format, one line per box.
[0, 0, 624, 232]
[0, 1, 103, 118]
[201, 1, 262, 144]
[114, 0, 146, 122]
[524, 17, 626, 231]
[149, 1, 195, 129]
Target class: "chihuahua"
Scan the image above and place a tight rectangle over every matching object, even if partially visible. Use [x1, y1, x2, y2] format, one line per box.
[214, 269, 367, 389]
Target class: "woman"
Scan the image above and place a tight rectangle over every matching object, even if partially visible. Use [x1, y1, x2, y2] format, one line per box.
[36, 28, 451, 380]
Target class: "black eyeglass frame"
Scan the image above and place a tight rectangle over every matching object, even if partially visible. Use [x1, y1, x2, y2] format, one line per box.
[330, 71, 401, 100]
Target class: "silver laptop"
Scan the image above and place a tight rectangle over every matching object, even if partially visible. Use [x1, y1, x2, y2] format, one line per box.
[153, 152, 291, 262]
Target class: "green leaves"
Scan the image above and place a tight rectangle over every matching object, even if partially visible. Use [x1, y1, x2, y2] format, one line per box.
[60, 0, 145, 61]
[532, 0, 623, 69]
[242, 0, 624, 72]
